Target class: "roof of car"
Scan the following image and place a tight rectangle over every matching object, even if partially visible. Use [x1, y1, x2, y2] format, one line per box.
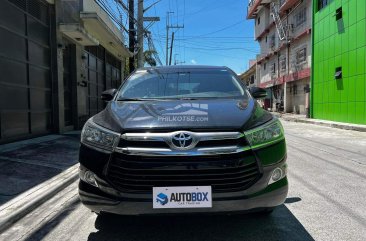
[137, 65, 233, 73]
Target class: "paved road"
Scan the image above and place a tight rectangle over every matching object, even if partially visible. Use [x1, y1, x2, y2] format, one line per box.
[1, 121, 366, 241]
[0, 133, 80, 205]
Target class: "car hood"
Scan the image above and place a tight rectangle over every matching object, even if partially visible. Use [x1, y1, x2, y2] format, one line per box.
[92, 98, 273, 132]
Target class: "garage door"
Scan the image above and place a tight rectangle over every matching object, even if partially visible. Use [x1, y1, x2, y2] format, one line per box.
[0, 0, 53, 143]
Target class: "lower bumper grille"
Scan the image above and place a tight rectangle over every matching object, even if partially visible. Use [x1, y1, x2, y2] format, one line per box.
[106, 153, 261, 194]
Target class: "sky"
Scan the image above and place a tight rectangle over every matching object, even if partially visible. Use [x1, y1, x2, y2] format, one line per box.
[145, 0, 259, 74]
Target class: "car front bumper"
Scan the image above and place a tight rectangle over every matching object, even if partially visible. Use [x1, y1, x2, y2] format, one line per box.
[78, 161, 288, 215]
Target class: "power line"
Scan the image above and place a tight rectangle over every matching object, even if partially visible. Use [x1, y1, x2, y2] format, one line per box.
[176, 42, 259, 51]
[158, 0, 237, 21]
[146, 33, 163, 65]
[180, 20, 245, 40]
[153, 34, 255, 39]
[165, 44, 259, 53]
[187, 49, 247, 61]
[95, 0, 129, 33]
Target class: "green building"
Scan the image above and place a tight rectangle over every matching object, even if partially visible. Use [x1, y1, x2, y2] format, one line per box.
[311, 0, 366, 124]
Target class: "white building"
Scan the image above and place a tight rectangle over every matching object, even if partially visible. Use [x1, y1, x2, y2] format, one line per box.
[247, 0, 312, 114]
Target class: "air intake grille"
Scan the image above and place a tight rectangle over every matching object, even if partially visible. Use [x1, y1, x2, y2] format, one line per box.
[107, 152, 261, 194]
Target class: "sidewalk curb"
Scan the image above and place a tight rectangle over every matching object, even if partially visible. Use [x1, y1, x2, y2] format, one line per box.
[0, 164, 79, 233]
[277, 115, 366, 132]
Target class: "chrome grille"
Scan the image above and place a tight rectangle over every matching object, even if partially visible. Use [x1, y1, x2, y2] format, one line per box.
[107, 131, 261, 194]
[115, 131, 250, 156]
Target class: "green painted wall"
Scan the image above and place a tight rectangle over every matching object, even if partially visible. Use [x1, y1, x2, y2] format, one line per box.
[311, 0, 366, 124]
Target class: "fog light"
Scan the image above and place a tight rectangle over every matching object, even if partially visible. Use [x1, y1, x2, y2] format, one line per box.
[268, 167, 284, 185]
[85, 171, 98, 186]
[79, 166, 98, 187]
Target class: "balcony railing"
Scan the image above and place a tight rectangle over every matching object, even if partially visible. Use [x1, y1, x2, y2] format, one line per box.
[248, 0, 257, 7]
[247, 0, 262, 19]
[280, 0, 300, 13]
[279, 0, 286, 8]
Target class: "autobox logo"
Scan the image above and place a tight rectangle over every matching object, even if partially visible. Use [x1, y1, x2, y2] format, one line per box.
[156, 193, 168, 206]
[153, 186, 212, 209]
[157, 103, 209, 122]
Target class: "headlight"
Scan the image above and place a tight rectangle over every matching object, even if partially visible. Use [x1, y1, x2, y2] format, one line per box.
[244, 119, 284, 149]
[81, 119, 120, 152]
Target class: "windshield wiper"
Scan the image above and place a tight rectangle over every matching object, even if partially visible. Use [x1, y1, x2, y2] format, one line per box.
[117, 98, 146, 101]
[177, 97, 200, 100]
[117, 98, 166, 101]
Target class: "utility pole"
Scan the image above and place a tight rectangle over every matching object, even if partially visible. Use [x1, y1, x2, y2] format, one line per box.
[169, 32, 175, 66]
[134, 1, 160, 68]
[128, 0, 135, 73]
[137, 0, 144, 68]
[166, 12, 184, 65]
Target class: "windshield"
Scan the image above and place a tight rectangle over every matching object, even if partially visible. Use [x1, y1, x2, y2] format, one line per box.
[117, 68, 247, 100]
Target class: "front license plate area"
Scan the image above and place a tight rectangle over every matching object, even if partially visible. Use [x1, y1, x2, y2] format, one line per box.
[153, 186, 212, 209]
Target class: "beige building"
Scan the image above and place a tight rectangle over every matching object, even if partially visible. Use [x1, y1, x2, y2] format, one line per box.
[247, 0, 312, 114]
[239, 60, 257, 87]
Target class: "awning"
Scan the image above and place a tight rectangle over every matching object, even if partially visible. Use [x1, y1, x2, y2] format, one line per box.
[59, 24, 99, 46]
[80, 12, 132, 59]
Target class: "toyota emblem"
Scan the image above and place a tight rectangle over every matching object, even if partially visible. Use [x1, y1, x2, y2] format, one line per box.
[171, 132, 194, 150]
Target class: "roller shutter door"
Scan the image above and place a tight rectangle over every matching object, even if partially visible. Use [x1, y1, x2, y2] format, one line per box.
[0, 0, 53, 143]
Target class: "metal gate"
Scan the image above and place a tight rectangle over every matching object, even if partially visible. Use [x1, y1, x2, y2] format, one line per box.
[63, 42, 76, 127]
[84, 46, 122, 118]
[0, 0, 53, 143]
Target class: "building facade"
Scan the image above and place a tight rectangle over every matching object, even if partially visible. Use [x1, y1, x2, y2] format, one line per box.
[311, 0, 366, 124]
[247, 0, 312, 114]
[0, 0, 131, 143]
[239, 60, 257, 87]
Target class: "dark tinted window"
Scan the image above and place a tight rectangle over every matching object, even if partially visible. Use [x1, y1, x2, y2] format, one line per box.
[118, 69, 247, 99]
[318, 0, 328, 11]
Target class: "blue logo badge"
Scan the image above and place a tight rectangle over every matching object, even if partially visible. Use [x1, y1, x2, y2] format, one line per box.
[156, 193, 168, 205]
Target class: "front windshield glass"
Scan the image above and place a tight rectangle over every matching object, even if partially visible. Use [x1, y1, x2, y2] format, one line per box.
[118, 68, 247, 99]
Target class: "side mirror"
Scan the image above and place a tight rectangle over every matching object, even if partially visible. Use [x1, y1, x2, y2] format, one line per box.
[249, 87, 267, 99]
[101, 89, 117, 101]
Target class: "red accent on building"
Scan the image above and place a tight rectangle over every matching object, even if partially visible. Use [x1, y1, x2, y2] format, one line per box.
[284, 68, 311, 82]
[259, 68, 311, 88]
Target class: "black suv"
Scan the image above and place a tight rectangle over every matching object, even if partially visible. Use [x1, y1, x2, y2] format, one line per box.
[78, 66, 288, 215]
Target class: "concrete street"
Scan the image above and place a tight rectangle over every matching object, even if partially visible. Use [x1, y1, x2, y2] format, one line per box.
[0, 133, 80, 205]
[1, 121, 366, 241]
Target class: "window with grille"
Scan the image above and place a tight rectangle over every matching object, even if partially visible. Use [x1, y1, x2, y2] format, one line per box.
[270, 63, 276, 74]
[250, 75, 255, 84]
[280, 57, 286, 71]
[270, 34, 275, 48]
[296, 48, 307, 64]
[295, 8, 306, 27]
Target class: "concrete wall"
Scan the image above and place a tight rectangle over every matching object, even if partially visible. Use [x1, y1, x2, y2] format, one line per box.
[286, 77, 310, 114]
[254, 6, 271, 39]
[288, 0, 312, 39]
[289, 34, 312, 74]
